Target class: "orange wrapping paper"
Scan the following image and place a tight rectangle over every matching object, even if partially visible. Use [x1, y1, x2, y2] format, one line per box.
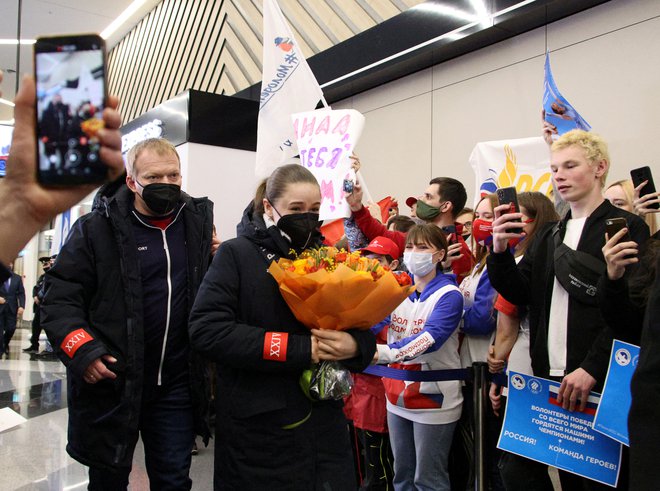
[269, 262, 414, 331]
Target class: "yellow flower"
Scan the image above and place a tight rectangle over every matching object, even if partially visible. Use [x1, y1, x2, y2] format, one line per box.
[293, 259, 308, 275]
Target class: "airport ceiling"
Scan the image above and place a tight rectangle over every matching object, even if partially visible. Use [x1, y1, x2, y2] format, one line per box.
[0, 0, 610, 123]
[0, 0, 424, 122]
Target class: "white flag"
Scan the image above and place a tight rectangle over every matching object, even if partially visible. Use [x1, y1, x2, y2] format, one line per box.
[256, 0, 325, 179]
[469, 136, 553, 206]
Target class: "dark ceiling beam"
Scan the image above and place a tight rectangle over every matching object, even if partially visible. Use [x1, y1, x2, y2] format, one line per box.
[236, 0, 611, 104]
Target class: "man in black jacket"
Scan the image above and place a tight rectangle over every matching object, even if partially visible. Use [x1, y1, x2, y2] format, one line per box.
[0, 263, 26, 355]
[23, 256, 53, 353]
[42, 138, 218, 490]
[487, 130, 648, 490]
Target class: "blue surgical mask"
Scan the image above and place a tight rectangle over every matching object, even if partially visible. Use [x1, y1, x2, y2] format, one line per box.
[403, 251, 436, 277]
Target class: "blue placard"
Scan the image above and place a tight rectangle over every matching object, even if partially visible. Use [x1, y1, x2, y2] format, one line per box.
[593, 340, 640, 446]
[543, 52, 591, 136]
[498, 372, 621, 487]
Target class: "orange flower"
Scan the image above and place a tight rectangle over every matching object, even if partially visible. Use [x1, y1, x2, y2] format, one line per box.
[269, 247, 414, 331]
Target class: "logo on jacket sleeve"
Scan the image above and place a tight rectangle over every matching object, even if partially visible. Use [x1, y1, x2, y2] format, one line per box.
[263, 332, 289, 362]
[60, 328, 94, 358]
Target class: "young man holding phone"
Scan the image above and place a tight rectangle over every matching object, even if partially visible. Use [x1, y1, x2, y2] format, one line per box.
[487, 130, 648, 490]
[346, 176, 474, 283]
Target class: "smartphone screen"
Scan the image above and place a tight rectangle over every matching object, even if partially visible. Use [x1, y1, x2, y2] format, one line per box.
[35, 34, 107, 185]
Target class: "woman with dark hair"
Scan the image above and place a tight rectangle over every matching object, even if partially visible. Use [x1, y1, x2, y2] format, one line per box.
[373, 224, 464, 491]
[189, 164, 376, 490]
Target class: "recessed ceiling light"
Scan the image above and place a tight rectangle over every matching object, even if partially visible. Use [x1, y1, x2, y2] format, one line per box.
[0, 39, 36, 45]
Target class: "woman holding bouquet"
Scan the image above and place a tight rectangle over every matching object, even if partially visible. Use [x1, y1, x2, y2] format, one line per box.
[373, 224, 464, 491]
[189, 164, 376, 490]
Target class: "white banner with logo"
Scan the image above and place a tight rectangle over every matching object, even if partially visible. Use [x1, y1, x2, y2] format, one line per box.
[292, 109, 365, 221]
[469, 136, 553, 204]
[256, 0, 325, 179]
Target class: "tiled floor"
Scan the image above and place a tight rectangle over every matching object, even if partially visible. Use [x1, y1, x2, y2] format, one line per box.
[0, 328, 215, 491]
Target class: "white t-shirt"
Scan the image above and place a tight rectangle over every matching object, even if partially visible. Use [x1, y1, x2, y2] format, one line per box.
[547, 217, 587, 376]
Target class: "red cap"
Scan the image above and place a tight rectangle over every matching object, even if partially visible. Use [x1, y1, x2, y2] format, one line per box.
[405, 196, 417, 208]
[362, 236, 400, 259]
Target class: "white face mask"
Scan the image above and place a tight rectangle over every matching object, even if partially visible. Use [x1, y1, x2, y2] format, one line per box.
[403, 251, 436, 277]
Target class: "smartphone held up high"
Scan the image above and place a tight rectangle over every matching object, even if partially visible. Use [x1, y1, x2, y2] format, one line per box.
[35, 34, 108, 185]
[496, 186, 521, 222]
[630, 166, 659, 210]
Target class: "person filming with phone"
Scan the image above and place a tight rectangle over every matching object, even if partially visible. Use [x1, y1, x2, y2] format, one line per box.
[0, 70, 124, 284]
[487, 130, 648, 490]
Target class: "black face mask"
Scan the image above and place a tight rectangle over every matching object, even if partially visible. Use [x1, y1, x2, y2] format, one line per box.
[137, 182, 181, 215]
[272, 207, 323, 250]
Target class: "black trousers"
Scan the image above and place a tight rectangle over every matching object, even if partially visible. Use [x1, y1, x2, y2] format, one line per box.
[88, 382, 194, 491]
[357, 428, 394, 491]
[214, 401, 356, 490]
[0, 309, 17, 352]
[29, 306, 41, 348]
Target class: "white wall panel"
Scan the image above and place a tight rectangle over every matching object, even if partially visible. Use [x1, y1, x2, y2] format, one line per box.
[338, 0, 660, 206]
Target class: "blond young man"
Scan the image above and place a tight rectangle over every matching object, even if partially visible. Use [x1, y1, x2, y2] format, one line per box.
[487, 130, 649, 490]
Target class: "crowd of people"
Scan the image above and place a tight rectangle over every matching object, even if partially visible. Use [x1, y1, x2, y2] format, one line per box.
[1, 69, 659, 491]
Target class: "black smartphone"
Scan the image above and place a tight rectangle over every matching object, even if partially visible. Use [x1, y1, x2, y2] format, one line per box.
[343, 179, 354, 194]
[630, 166, 659, 210]
[35, 34, 108, 186]
[496, 186, 521, 222]
[605, 217, 631, 242]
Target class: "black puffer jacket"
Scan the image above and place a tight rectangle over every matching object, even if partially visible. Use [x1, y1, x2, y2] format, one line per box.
[189, 203, 376, 488]
[41, 178, 214, 470]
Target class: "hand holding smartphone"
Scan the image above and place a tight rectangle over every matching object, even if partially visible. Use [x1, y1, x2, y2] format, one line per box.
[630, 166, 659, 210]
[492, 186, 525, 253]
[35, 34, 108, 185]
[496, 186, 522, 222]
[603, 217, 638, 280]
[605, 217, 631, 243]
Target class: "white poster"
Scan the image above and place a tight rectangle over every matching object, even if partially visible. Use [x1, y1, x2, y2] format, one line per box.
[292, 109, 365, 221]
[469, 136, 553, 204]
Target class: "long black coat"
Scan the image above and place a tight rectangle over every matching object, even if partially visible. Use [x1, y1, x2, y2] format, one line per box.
[189, 203, 376, 489]
[41, 180, 214, 470]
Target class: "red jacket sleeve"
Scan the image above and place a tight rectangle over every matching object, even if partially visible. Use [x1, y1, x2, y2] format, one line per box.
[494, 294, 518, 317]
[352, 206, 406, 253]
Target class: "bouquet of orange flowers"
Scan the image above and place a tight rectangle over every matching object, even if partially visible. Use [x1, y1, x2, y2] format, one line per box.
[269, 247, 414, 400]
[269, 247, 413, 332]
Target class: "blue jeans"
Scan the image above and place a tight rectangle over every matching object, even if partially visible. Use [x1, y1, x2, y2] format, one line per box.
[387, 411, 457, 491]
[88, 382, 194, 491]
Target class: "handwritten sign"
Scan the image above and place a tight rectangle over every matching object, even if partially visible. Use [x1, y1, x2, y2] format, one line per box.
[593, 340, 639, 446]
[498, 372, 621, 487]
[292, 109, 365, 220]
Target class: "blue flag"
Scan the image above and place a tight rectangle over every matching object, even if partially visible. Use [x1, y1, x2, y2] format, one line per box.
[543, 52, 591, 136]
[593, 340, 640, 446]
